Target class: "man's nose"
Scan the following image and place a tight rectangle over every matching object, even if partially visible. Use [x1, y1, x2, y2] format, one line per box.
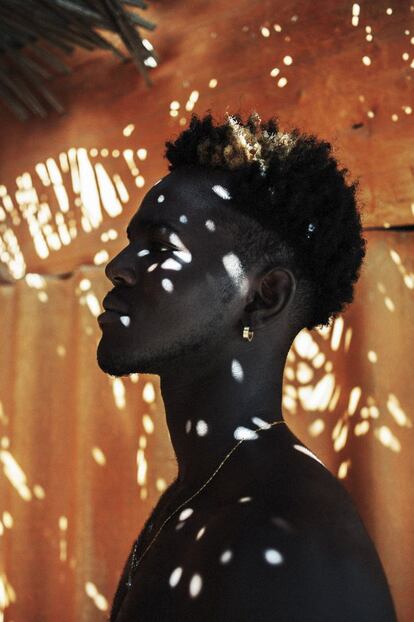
[105, 253, 137, 286]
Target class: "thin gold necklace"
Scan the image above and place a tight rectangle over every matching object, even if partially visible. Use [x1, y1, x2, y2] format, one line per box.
[126, 419, 286, 589]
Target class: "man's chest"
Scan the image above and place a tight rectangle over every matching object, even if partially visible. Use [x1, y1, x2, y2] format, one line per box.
[113, 501, 218, 622]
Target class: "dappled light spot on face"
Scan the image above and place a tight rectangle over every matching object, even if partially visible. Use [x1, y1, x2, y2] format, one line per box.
[172, 249, 192, 264]
[222, 252, 245, 286]
[212, 184, 232, 200]
[161, 278, 174, 292]
[179, 507, 194, 521]
[264, 548, 284, 565]
[169, 232, 186, 249]
[195, 526, 206, 540]
[179, 214, 188, 223]
[251, 416, 272, 429]
[219, 549, 233, 564]
[157, 194, 165, 203]
[147, 262, 158, 272]
[189, 573, 203, 598]
[238, 496, 252, 503]
[185, 420, 192, 434]
[196, 420, 208, 436]
[120, 315, 130, 327]
[293, 444, 325, 467]
[231, 359, 244, 382]
[234, 426, 259, 440]
[161, 258, 182, 271]
[205, 219, 216, 231]
[137, 249, 150, 257]
[169, 566, 183, 588]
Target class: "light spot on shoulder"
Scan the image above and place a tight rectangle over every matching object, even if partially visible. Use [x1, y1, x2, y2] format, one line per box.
[179, 214, 188, 223]
[212, 184, 232, 200]
[234, 426, 259, 441]
[231, 359, 244, 382]
[185, 420, 192, 433]
[293, 444, 326, 467]
[169, 566, 183, 587]
[179, 507, 194, 521]
[205, 219, 216, 231]
[238, 496, 252, 503]
[251, 416, 272, 429]
[196, 420, 208, 436]
[219, 549, 233, 564]
[189, 573, 203, 597]
[264, 548, 284, 565]
[157, 194, 165, 203]
[161, 278, 174, 292]
[195, 526, 206, 540]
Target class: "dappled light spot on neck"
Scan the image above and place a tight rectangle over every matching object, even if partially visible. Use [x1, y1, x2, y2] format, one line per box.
[231, 359, 244, 382]
[189, 573, 203, 597]
[196, 420, 209, 436]
[234, 426, 259, 440]
[264, 548, 284, 565]
[219, 549, 233, 564]
[169, 566, 183, 588]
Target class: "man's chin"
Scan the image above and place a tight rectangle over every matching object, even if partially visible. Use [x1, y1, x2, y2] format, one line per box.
[96, 341, 161, 376]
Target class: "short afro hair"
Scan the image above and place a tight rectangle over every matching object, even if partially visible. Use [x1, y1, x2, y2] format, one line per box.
[163, 110, 367, 332]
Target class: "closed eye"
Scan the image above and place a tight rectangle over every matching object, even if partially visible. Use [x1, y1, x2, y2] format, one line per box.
[127, 236, 174, 252]
[150, 239, 175, 252]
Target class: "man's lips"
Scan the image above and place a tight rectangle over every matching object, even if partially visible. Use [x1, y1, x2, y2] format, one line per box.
[98, 310, 131, 327]
[102, 294, 129, 314]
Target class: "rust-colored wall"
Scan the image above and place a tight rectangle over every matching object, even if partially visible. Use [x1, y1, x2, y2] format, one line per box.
[0, 1, 413, 279]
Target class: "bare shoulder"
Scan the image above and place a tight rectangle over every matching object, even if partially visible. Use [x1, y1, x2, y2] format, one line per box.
[175, 503, 397, 622]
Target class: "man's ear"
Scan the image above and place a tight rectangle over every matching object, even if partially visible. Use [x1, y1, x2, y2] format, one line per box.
[243, 267, 296, 329]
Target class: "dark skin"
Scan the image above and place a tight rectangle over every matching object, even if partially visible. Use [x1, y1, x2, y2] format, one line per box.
[97, 164, 397, 621]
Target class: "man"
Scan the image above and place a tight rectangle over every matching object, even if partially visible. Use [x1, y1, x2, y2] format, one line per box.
[97, 111, 397, 621]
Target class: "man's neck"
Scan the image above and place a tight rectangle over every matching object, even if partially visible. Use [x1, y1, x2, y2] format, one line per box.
[159, 339, 289, 489]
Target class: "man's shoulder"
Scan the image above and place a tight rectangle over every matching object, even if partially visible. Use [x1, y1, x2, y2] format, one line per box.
[178, 503, 396, 622]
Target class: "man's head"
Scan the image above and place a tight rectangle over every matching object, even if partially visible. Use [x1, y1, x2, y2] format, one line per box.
[97, 111, 366, 377]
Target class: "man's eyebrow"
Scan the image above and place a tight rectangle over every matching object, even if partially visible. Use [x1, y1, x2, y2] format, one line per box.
[126, 219, 180, 239]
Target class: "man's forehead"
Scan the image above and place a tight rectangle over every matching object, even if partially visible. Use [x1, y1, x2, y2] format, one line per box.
[131, 166, 235, 227]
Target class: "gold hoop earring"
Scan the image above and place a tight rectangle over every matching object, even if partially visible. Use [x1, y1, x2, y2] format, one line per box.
[243, 326, 254, 342]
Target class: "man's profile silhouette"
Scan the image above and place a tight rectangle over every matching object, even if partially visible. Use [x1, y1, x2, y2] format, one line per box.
[97, 111, 397, 621]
